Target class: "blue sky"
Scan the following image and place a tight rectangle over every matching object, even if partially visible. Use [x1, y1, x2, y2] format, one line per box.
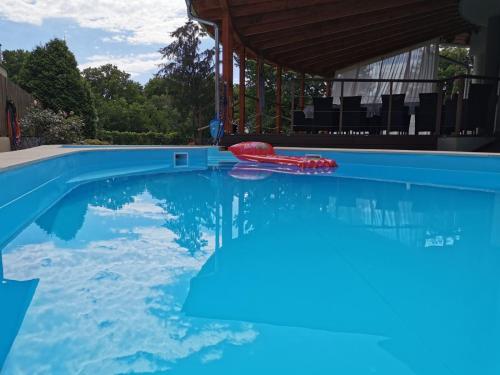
[0, 0, 213, 84]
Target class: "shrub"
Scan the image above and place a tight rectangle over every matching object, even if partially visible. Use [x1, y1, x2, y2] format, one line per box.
[20, 106, 84, 144]
[82, 138, 110, 145]
[96, 129, 184, 145]
[19, 39, 97, 137]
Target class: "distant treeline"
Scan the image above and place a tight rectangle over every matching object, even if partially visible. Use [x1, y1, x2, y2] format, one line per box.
[2, 21, 215, 144]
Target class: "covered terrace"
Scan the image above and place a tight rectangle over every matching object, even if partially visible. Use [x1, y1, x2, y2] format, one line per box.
[189, 0, 500, 151]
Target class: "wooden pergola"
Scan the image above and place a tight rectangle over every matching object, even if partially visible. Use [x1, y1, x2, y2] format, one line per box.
[190, 0, 473, 135]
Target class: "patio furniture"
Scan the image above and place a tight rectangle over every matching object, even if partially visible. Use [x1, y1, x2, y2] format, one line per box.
[463, 83, 498, 135]
[415, 93, 440, 134]
[340, 96, 367, 134]
[381, 94, 410, 134]
[442, 94, 458, 135]
[313, 97, 338, 133]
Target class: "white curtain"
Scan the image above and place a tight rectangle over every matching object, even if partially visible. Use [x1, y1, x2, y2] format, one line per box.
[332, 40, 439, 106]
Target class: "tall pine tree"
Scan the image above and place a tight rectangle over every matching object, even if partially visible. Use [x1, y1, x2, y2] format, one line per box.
[157, 21, 214, 140]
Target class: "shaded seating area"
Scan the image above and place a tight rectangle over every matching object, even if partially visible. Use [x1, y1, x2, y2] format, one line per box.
[292, 96, 369, 134]
[291, 80, 500, 137]
[190, 0, 500, 149]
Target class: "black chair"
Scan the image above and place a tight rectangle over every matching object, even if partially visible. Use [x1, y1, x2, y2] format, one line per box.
[381, 94, 410, 134]
[415, 93, 439, 134]
[442, 94, 458, 135]
[463, 83, 498, 135]
[340, 96, 367, 134]
[292, 110, 315, 133]
[293, 110, 306, 132]
[313, 97, 338, 133]
[367, 115, 383, 135]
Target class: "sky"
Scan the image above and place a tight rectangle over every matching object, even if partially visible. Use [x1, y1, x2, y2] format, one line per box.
[0, 0, 212, 84]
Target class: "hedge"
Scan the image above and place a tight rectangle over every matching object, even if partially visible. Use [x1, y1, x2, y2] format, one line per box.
[96, 130, 185, 145]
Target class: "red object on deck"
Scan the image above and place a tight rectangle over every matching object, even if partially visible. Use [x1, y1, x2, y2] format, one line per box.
[228, 142, 337, 169]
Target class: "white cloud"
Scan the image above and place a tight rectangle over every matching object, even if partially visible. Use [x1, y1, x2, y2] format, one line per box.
[3, 222, 258, 373]
[0, 0, 188, 45]
[88, 193, 177, 220]
[79, 52, 163, 78]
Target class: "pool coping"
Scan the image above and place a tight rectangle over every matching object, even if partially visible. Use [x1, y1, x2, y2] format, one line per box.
[1, 144, 500, 172]
[0, 145, 211, 172]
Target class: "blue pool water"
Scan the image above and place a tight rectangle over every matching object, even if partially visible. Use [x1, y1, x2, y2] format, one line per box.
[2, 149, 500, 374]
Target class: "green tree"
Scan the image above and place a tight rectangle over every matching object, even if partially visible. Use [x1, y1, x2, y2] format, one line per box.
[82, 64, 144, 104]
[144, 77, 169, 99]
[19, 39, 97, 137]
[157, 21, 215, 141]
[82, 64, 183, 136]
[2, 49, 30, 83]
[240, 59, 326, 134]
[438, 47, 471, 79]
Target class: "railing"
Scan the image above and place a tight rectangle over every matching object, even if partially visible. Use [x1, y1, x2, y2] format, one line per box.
[287, 74, 500, 137]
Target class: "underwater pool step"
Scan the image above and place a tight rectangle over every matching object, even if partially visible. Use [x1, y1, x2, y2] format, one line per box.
[66, 165, 206, 184]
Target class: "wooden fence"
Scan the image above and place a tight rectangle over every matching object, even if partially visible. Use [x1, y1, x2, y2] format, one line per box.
[0, 74, 35, 137]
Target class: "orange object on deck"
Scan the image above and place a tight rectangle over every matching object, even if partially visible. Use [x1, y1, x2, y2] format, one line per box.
[228, 142, 337, 169]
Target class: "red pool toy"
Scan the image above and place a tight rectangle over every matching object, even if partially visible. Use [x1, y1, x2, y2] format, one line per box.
[228, 142, 337, 169]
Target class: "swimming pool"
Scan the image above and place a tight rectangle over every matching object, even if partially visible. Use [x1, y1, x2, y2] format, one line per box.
[2, 147, 500, 374]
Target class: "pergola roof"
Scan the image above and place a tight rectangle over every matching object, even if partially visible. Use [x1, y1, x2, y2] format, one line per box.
[193, 0, 474, 76]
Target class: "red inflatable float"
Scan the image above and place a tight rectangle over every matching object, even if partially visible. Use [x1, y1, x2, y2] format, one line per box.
[228, 142, 337, 169]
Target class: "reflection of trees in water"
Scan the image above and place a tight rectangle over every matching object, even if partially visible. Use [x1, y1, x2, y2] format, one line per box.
[89, 177, 147, 211]
[36, 177, 147, 241]
[35, 167, 494, 251]
[235, 174, 330, 235]
[223, 172, 493, 249]
[36, 193, 89, 241]
[146, 171, 218, 255]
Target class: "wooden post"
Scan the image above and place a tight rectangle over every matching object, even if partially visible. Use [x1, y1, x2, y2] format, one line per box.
[299, 73, 305, 111]
[455, 78, 464, 134]
[326, 80, 332, 97]
[238, 47, 246, 134]
[222, 13, 233, 134]
[256, 57, 263, 134]
[435, 82, 443, 135]
[276, 66, 282, 133]
[387, 81, 393, 133]
[495, 80, 500, 134]
[291, 79, 296, 130]
[0, 75, 7, 137]
[339, 81, 344, 133]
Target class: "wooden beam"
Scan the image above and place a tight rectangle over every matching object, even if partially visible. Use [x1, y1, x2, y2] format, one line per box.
[299, 73, 305, 111]
[238, 47, 246, 134]
[236, 0, 432, 36]
[276, 66, 282, 133]
[230, 0, 337, 18]
[288, 19, 465, 67]
[455, 78, 464, 134]
[297, 22, 467, 72]
[326, 80, 332, 97]
[435, 82, 443, 135]
[267, 11, 459, 61]
[256, 57, 263, 134]
[222, 12, 234, 134]
[302, 26, 468, 75]
[249, 3, 457, 49]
